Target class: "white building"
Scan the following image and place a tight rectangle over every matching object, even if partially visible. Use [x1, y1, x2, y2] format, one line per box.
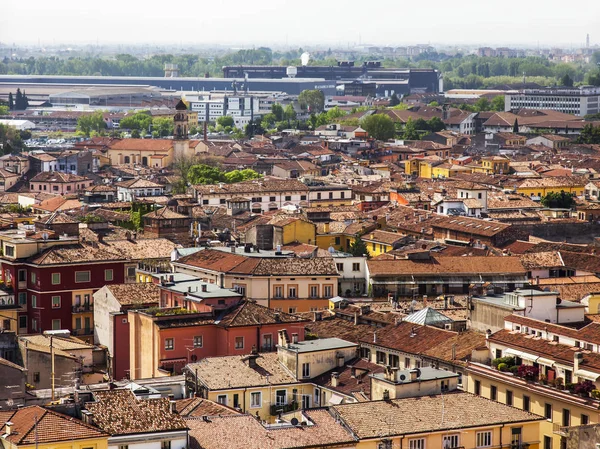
[116, 178, 165, 202]
[505, 86, 600, 116]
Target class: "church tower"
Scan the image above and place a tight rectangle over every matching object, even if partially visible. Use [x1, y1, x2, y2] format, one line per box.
[172, 99, 194, 160]
[174, 99, 188, 139]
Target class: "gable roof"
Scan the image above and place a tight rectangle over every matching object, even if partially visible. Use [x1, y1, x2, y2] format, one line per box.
[85, 390, 187, 435]
[0, 406, 108, 445]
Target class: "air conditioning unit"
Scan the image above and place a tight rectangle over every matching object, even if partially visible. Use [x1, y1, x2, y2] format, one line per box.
[444, 323, 453, 330]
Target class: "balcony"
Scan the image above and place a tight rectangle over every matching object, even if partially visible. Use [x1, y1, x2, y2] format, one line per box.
[552, 423, 569, 436]
[270, 401, 298, 416]
[72, 328, 93, 336]
[72, 304, 93, 313]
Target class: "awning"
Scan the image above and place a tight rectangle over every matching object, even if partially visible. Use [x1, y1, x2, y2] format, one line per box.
[504, 348, 539, 362]
[160, 358, 187, 365]
[575, 369, 600, 381]
[536, 357, 555, 367]
[328, 393, 344, 405]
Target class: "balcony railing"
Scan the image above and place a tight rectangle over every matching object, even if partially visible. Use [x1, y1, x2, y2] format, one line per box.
[72, 328, 93, 336]
[553, 423, 569, 436]
[270, 401, 298, 416]
[72, 304, 93, 313]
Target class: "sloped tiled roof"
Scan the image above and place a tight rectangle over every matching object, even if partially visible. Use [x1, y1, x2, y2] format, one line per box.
[333, 391, 543, 439]
[0, 406, 108, 444]
[105, 283, 161, 306]
[175, 397, 240, 417]
[85, 390, 187, 435]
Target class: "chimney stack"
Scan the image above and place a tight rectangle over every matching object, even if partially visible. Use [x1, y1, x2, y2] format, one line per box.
[169, 400, 177, 413]
[331, 372, 340, 388]
[5, 422, 13, 436]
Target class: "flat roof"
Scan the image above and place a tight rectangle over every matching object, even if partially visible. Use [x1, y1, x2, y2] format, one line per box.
[282, 337, 357, 353]
[163, 280, 242, 299]
[372, 366, 459, 383]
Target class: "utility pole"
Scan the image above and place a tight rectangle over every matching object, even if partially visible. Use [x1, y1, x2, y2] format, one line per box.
[43, 329, 70, 402]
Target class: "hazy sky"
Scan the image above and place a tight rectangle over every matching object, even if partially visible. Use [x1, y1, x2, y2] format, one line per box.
[2, 0, 599, 48]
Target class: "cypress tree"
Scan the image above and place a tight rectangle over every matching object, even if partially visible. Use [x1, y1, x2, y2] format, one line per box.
[8, 92, 14, 111]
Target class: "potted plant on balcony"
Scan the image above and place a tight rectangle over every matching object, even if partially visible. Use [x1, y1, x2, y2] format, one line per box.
[516, 364, 539, 381]
[573, 380, 595, 398]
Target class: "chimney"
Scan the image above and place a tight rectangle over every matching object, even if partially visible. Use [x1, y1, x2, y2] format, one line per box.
[203, 121, 208, 142]
[292, 333, 298, 344]
[373, 331, 377, 343]
[98, 233, 104, 243]
[5, 422, 13, 436]
[277, 330, 289, 347]
[409, 369, 418, 381]
[451, 344, 456, 361]
[383, 389, 390, 401]
[169, 400, 177, 413]
[331, 372, 340, 388]
[313, 311, 322, 322]
[81, 410, 94, 426]
[324, 222, 330, 233]
[244, 346, 260, 368]
[574, 352, 584, 374]
[336, 353, 345, 367]
[231, 245, 236, 253]
[354, 312, 359, 325]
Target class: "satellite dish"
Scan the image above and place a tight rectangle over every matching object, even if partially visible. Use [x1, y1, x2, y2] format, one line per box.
[399, 374, 406, 381]
[290, 418, 299, 426]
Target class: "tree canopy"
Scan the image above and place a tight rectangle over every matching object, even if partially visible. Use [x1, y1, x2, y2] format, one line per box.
[348, 236, 370, 258]
[540, 191, 576, 209]
[188, 164, 262, 185]
[76, 111, 106, 137]
[298, 89, 325, 113]
[578, 124, 600, 144]
[361, 114, 395, 141]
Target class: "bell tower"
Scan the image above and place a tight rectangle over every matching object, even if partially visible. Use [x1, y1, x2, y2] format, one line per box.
[172, 99, 194, 162]
[174, 99, 188, 140]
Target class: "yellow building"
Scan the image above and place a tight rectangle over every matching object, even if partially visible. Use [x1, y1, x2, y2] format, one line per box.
[361, 230, 406, 257]
[0, 405, 108, 449]
[404, 157, 472, 179]
[471, 155, 511, 175]
[516, 176, 586, 199]
[332, 391, 548, 449]
[184, 336, 358, 422]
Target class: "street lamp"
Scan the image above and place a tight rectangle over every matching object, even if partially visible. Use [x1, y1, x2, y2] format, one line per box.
[43, 329, 71, 401]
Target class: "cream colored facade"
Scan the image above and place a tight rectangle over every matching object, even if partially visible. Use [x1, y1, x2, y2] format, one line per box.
[466, 366, 597, 449]
[172, 262, 338, 313]
[353, 422, 548, 449]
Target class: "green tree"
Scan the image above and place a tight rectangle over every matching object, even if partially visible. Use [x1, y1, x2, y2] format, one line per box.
[224, 169, 262, 183]
[261, 112, 278, 131]
[0, 123, 24, 154]
[325, 106, 347, 122]
[560, 73, 574, 87]
[152, 117, 174, 137]
[402, 117, 420, 140]
[8, 92, 14, 111]
[474, 97, 491, 112]
[298, 89, 325, 113]
[76, 110, 106, 137]
[389, 93, 400, 106]
[245, 118, 265, 137]
[0, 105, 8, 116]
[361, 114, 395, 141]
[271, 103, 284, 121]
[283, 104, 297, 121]
[578, 124, 600, 144]
[188, 164, 225, 185]
[348, 236, 369, 258]
[490, 95, 505, 112]
[426, 117, 446, 132]
[131, 129, 141, 138]
[540, 191, 576, 209]
[119, 111, 152, 131]
[216, 115, 234, 128]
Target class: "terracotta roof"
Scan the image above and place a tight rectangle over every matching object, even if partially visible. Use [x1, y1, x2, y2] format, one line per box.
[332, 391, 543, 439]
[361, 230, 405, 245]
[518, 175, 587, 189]
[560, 251, 600, 274]
[306, 317, 390, 343]
[116, 178, 165, 189]
[85, 390, 187, 435]
[520, 251, 564, 269]
[187, 410, 355, 449]
[30, 172, 90, 183]
[422, 331, 487, 365]
[174, 398, 240, 417]
[187, 352, 299, 390]
[217, 301, 307, 327]
[429, 215, 511, 237]
[193, 178, 308, 194]
[489, 328, 600, 371]
[109, 138, 174, 152]
[367, 256, 526, 276]
[0, 406, 108, 445]
[361, 321, 454, 355]
[0, 356, 26, 371]
[144, 206, 188, 219]
[104, 283, 161, 306]
[311, 358, 384, 400]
